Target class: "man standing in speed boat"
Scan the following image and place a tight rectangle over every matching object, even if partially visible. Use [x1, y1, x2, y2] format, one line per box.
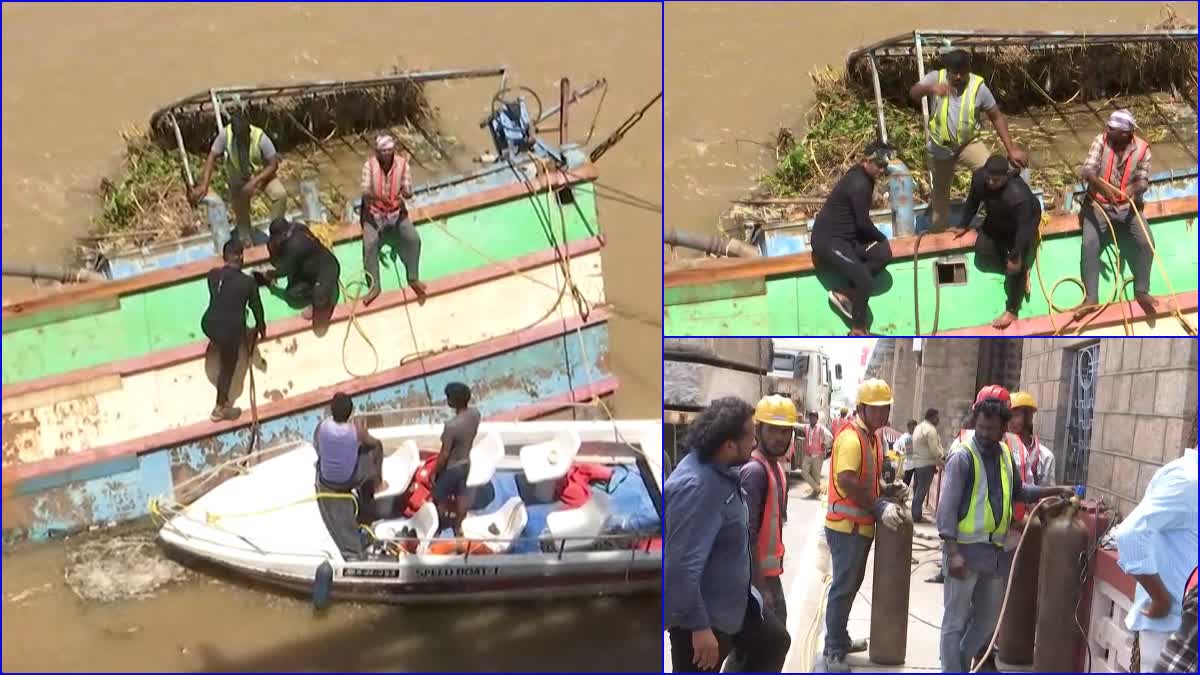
[432, 382, 481, 536]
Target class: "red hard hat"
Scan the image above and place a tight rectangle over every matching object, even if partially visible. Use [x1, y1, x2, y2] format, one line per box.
[974, 385, 1011, 409]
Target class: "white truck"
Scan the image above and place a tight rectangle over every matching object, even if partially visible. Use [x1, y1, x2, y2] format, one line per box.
[767, 341, 841, 425]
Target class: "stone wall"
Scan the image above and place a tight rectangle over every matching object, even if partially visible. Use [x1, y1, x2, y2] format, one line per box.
[1019, 338, 1197, 517]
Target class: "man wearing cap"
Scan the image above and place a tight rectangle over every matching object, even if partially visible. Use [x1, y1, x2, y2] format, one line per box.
[810, 141, 895, 336]
[949, 155, 1042, 329]
[189, 115, 288, 244]
[1006, 392, 1055, 489]
[823, 379, 909, 672]
[910, 48, 1029, 232]
[1075, 109, 1158, 320]
[937, 397, 1075, 672]
[360, 134, 426, 306]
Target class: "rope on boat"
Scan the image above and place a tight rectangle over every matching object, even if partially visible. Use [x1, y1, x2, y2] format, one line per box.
[338, 271, 382, 378]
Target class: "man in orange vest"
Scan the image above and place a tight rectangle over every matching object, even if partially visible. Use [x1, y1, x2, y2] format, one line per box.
[360, 134, 427, 307]
[799, 410, 834, 498]
[1075, 109, 1157, 321]
[823, 379, 909, 672]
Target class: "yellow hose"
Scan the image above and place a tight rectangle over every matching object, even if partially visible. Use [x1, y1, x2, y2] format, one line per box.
[203, 491, 360, 524]
[338, 271, 382, 378]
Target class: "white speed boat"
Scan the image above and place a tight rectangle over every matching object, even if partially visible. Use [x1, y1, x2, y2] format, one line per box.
[156, 420, 662, 603]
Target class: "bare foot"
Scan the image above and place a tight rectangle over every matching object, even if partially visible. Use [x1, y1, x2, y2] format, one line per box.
[362, 286, 381, 307]
[302, 306, 314, 321]
[1134, 293, 1160, 317]
[991, 311, 1017, 330]
[410, 280, 428, 306]
[1072, 303, 1100, 322]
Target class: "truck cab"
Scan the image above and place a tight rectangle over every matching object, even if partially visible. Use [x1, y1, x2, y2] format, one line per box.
[767, 346, 840, 424]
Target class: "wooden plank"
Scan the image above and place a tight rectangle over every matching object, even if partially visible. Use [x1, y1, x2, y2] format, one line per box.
[663, 196, 1198, 289]
[664, 277, 765, 306]
[2, 374, 122, 415]
[1, 164, 599, 319]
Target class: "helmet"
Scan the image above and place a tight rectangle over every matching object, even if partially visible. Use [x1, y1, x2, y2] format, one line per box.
[840, 407, 849, 416]
[856, 379, 893, 407]
[1010, 391, 1037, 411]
[973, 385, 1011, 409]
[755, 395, 798, 427]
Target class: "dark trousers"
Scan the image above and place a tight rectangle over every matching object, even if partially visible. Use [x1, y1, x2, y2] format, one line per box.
[812, 236, 892, 327]
[202, 321, 244, 407]
[319, 438, 385, 522]
[725, 576, 788, 671]
[974, 230, 1031, 313]
[668, 592, 791, 672]
[825, 527, 873, 658]
[284, 260, 340, 312]
[1080, 202, 1154, 301]
[912, 465, 936, 521]
[903, 468, 915, 487]
[362, 207, 422, 289]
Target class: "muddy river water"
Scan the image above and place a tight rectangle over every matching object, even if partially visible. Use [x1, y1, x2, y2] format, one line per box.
[2, 2, 660, 671]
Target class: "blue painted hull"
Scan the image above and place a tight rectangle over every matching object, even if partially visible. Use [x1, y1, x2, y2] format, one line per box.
[3, 322, 612, 543]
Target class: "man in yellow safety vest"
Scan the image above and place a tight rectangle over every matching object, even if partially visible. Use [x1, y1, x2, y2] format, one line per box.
[190, 115, 288, 244]
[909, 48, 1028, 232]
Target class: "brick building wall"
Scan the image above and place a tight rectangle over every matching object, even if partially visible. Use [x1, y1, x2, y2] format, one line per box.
[1019, 338, 1197, 517]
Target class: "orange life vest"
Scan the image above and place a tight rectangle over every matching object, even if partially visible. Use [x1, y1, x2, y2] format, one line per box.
[826, 422, 881, 526]
[1188, 567, 1197, 594]
[749, 450, 787, 577]
[403, 454, 440, 517]
[805, 424, 825, 457]
[1092, 135, 1150, 205]
[367, 154, 408, 217]
[1007, 432, 1040, 522]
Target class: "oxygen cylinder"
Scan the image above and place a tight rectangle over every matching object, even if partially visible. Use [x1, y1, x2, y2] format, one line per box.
[870, 485, 913, 665]
[887, 159, 915, 237]
[997, 513, 1044, 665]
[1032, 499, 1089, 671]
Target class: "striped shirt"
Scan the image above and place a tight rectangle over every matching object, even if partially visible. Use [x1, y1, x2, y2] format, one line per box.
[360, 154, 412, 197]
[1081, 132, 1153, 198]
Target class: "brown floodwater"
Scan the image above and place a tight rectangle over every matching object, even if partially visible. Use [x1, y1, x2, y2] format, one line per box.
[665, 1, 1198, 238]
[1, 2, 661, 671]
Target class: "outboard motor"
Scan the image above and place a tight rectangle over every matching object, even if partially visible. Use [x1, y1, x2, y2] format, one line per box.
[488, 96, 534, 159]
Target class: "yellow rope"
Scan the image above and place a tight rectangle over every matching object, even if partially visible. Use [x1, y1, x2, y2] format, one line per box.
[202, 491, 359, 524]
[338, 271, 381, 378]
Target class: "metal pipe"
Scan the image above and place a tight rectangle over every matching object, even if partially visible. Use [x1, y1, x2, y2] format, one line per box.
[559, 77, 571, 147]
[664, 227, 760, 258]
[168, 114, 194, 186]
[914, 32, 934, 186]
[868, 52, 888, 145]
[3, 263, 106, 283]
[536, 78, 607, 124]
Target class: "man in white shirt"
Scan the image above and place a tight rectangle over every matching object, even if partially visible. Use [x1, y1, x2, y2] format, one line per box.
[894, 420, 917, 485]
[910, 408, 946, 523]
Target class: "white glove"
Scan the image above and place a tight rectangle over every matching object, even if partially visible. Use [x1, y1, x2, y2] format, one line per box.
[893, 482, 911, 504]
[880, 503, 904, 531]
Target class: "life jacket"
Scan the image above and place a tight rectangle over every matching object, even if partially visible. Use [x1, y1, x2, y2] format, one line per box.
[1091, 135, 1150, 205]
[558, 463, 615, 508]
[929, 70, 984, 148]
[367, 154, 408, 218]
[1008, 432, 1042, 523]
[224, 124, 266, 178]
[749, 450, 787, 577]
[428, 539, 494, 555]
[403, 454, 440, 517]
[805, 424, 825, 457]
[826, 422, 881, 527]
[957, 436, 1014, 546]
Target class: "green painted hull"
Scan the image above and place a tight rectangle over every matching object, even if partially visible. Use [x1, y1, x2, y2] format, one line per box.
[665, 212, 1197, 335]
[3, 186, 598, 385]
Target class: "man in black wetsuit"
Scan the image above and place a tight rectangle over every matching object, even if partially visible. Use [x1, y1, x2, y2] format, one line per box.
[810, 142, 894, 335]
[260, 217, 341, 323]
[950, 155, 1041, 330]
[201, 239, 266, 422]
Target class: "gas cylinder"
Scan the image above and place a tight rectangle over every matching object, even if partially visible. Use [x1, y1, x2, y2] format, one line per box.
[870, 485, 914, 665]
[886, 159, 915, 237]
[1032, 499, 1089, 671]
[997, 513, 1043, 665]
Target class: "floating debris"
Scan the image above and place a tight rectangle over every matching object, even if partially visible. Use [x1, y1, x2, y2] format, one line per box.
[63, 532, 189, 602]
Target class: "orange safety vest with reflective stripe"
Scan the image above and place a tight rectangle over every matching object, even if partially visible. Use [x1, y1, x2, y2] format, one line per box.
[1007, 432, 1040, 522]
[749, 450, 787, 577]
[826, 423, 881, 526]
[367, 154, 407, 218]
[1092, 136, 1150, 205]
[805, 424, 825, 457]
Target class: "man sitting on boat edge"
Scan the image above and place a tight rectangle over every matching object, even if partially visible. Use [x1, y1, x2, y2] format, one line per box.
[810, 141, 894, 336]
[314, 392, 388, 561]
[360, 134, 428, 307]
[257, 217, 342, 326]
[188, 115, 287, 245]
[432, 382, 482, 537]
[949, 155, 1041, 330]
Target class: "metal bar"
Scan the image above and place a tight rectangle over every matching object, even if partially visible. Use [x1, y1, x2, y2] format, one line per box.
[559, 77, 570, 147]
[535, 78, 606, 124]
[867, 52, 888, 145]
[209, 89, 225, 140]
[914, 32, 934, 186]
[168, 113, 195, 186]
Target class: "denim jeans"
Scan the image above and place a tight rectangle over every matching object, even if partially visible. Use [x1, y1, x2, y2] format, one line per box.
[940, 549, 1006, 672]
[824, 527, 873, 658]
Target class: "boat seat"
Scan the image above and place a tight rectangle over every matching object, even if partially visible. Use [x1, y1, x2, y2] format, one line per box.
[466, 431, 505, 488]
[375, 439, 422, 499]
[460, 497, 528, 554]
[519, 430, 583, 483]
[546, 491, 611, 551]
[373, 501, 439, 553]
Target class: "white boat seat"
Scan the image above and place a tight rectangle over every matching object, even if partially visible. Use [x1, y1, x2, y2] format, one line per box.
[460, 497, 528, 554]
[466, 431, 505, 488]
[375, 440, 422, 498]
[373, 501, 439, 553]
[546, 491, 611, 551]
[519, 430, 583, 483]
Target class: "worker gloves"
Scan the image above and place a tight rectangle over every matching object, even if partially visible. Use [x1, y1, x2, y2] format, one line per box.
[879, 503, 906, 531]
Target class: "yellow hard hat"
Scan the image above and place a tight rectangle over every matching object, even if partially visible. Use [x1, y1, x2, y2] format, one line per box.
[755, 395, 799, 427]
[1011, 391, 1038, 411]
[856, 379, 893, 406]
